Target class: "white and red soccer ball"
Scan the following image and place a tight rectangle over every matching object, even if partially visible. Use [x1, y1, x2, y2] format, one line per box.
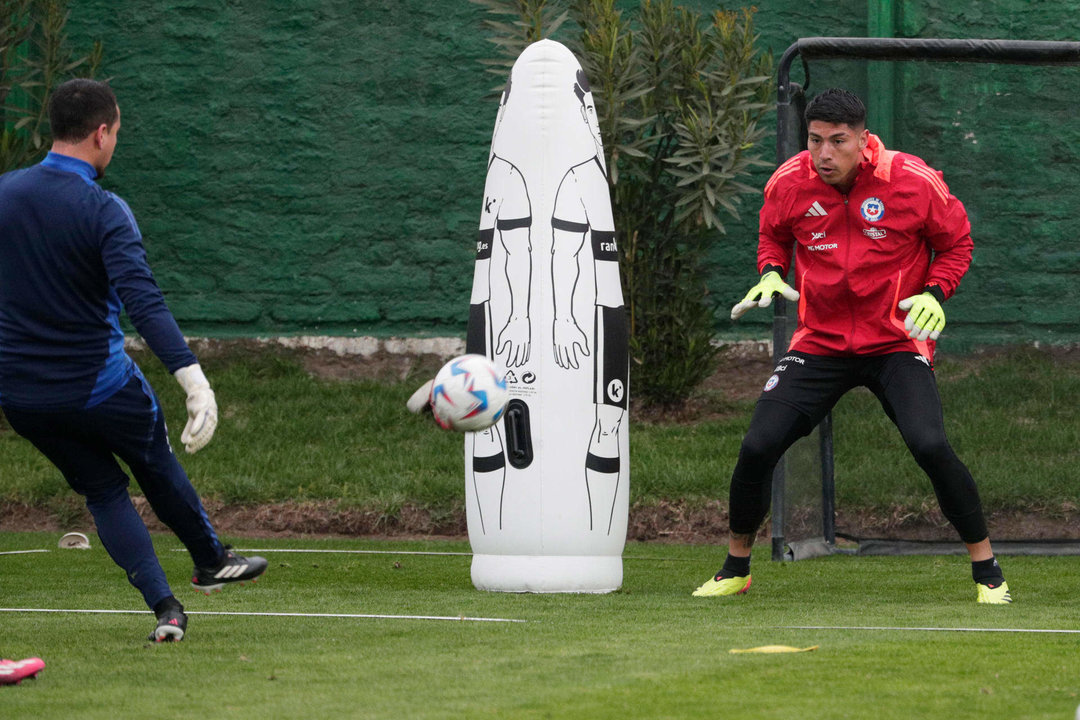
[429, 354, 509, 432]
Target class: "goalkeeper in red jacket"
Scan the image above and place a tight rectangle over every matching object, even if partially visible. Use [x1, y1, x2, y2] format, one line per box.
[693, 88, 1010, 604]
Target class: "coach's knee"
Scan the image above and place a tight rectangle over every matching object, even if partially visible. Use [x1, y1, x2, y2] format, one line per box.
[83, 479, 131, 512]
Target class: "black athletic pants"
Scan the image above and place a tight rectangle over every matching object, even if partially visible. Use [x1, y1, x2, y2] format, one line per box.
[728, 351, 988, 544]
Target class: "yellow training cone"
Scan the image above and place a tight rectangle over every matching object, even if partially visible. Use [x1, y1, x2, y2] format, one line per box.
[729, 645, 819, 654]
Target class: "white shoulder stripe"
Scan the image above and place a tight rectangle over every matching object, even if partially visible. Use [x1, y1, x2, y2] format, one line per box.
[903, 162, 949, 201]
[765, 163, 802, 196]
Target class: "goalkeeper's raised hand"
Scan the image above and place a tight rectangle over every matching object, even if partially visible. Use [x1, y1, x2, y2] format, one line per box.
[730, 271, 800, 321]
[898, 291, 946, 341]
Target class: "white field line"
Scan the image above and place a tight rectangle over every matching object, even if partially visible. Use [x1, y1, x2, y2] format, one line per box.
[0, 607, 525, 624]
[4, 609, 1070, 632]
[169, 548, 694, 561]
[0, 549, 49, 555]
[782, 625, 1080, 635]
[220, 548, 471, 556]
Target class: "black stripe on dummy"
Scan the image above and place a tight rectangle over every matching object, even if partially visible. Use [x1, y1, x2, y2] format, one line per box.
[472, 453, 506, 473]
[466, 304, 488, 355]
[600, 305, 629, 409]
[552, 217, 589, 233]
[496, 216, 531, 231]
[476, 228, 494, 260]
[585, 453, 620, 473]
[592, 230, 618, 262]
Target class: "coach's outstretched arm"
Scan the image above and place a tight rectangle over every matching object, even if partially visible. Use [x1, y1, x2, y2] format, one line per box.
[175, 364, 218, 453]
[730, 268, 800, 321]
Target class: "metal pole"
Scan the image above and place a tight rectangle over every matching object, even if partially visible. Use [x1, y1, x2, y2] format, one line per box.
[770, 296, 788, 561]
[820, 411, 836, 545]
[770, 55, 806, 561]
[867, 0, 896, 146]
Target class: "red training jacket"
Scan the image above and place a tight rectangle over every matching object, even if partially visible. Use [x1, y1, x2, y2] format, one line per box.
[758, 133, 972, 361]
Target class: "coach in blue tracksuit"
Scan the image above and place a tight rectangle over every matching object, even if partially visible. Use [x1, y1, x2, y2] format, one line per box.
[0, 79, 266, 643]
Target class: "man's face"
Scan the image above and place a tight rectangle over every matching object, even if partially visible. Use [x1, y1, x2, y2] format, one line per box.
[491, 82, 510, 153]
[807, 120, 867, 190]
[580, 92, 605, 171]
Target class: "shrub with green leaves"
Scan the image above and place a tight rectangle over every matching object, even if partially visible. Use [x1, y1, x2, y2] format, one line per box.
[472, 0, 773, 406]
[1, 0, 102, 172]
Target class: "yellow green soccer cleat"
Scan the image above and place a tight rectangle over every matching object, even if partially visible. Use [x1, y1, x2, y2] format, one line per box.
[976, 580, 1011, 604]
[692, 573, 751, 597]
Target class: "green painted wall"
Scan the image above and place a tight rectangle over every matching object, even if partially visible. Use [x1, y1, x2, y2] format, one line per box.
[66, 1, 493, 337]
[890, 2, 1080, 348]
[61, 1, 1080, 348]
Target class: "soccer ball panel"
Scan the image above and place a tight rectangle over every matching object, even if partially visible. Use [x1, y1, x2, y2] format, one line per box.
[429, 354, 509, 432]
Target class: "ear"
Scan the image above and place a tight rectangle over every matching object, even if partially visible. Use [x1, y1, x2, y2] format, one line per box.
[858, 128, 869, 150]
[93, 123, 110, 148]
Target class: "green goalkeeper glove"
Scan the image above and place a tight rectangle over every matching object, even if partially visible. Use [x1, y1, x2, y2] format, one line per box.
[898, 292, 945, 341]
[730, 271, 800, 321]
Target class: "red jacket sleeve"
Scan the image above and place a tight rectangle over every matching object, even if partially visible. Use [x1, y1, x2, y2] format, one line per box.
[757, 186, 795, 276]
[920, 168, 973, 300]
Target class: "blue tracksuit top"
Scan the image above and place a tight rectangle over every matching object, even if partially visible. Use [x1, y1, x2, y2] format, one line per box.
[0, 152, 196, 410]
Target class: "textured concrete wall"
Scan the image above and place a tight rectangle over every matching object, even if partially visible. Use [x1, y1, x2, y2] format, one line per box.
[66, 1, 491, 337]
[62, 1, 1080, 348]
[889, 1, 1080, 347]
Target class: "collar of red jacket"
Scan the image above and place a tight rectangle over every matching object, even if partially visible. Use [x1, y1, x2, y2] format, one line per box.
[860, 132, 899, 182]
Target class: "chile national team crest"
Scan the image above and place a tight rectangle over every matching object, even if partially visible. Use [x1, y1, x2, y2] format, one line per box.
[860, 197, 885, 222]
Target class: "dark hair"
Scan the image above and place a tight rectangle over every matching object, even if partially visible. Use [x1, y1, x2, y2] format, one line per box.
[805, 88, 866, 129]
[573, 69, 591, 106]
[48, 79, 118, 142]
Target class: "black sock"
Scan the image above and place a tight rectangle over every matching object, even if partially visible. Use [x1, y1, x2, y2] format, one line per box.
[972, 557, 1004, 585]
[152, 595, 184, 616]
[720, 553, 751, 578]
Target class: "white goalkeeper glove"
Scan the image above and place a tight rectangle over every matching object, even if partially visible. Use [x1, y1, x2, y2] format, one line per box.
[730, 270, 800, 320]
[174, 363, 218, 453]
[406, 378, 434, 414]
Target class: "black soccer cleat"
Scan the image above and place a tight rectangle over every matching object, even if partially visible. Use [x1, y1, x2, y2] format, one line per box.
[149, 598, 187, 642]
[191, 547, 268, 594]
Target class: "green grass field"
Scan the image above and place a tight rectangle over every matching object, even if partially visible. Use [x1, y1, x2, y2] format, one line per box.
[2, 345, 1078, 716]
[1, 344, 1078, 521]
[1, 531, 1078, 719]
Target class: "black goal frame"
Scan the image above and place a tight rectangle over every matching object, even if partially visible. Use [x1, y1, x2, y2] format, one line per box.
[770, 37, 1080, 561]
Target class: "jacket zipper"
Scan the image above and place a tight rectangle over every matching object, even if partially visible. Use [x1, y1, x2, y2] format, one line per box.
[842, 193, 856, 353]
